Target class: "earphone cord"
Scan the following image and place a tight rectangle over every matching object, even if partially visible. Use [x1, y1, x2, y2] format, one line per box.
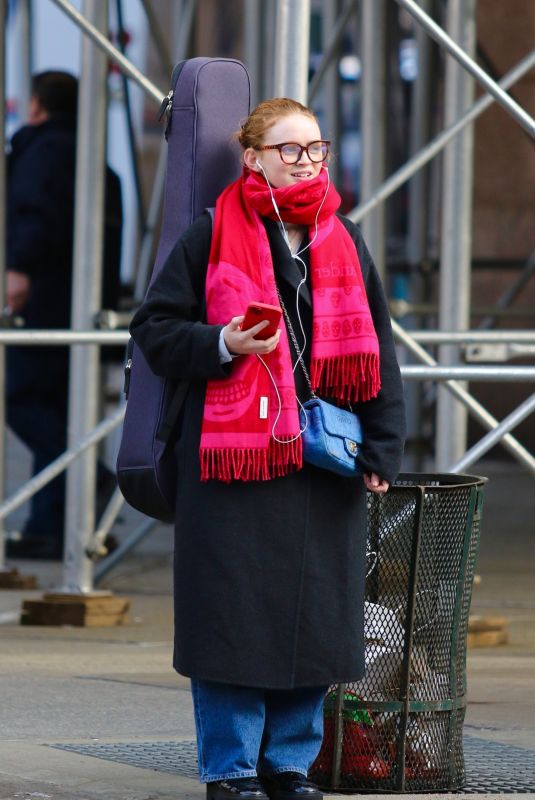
[256, 159, 330, 369]
[257, 290, 318, 444]
[254, 161, 330, 442]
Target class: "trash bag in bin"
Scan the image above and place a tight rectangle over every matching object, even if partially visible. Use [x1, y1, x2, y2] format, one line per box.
[360, 601, 406, 697]
[312, 689, 390, 782]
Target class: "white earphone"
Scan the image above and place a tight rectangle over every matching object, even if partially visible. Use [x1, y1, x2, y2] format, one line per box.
[252, 157, 331, 444]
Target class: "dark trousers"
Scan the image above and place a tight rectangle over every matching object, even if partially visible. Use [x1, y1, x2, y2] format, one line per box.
[7, 391, 67, 540]
[6, 347, 114, 544]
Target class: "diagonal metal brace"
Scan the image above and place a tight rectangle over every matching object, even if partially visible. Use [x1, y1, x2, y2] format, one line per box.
[450, 394, 535, 473]
[348, 47, 535, 223]
[394, 0, 535, 138]
[49, 0, 164, 104]
[393, 320, 535, 475]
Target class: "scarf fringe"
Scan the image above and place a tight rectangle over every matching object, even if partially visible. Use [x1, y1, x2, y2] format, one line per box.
[200, 436, 303, 483]
[311, 353, 381, 403]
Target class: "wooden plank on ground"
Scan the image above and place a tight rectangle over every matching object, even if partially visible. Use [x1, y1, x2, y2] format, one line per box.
[20, 593, 130, 627]
[0, 569, 38, 589]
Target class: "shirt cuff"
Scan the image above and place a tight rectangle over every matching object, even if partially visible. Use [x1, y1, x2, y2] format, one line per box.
[218, 327, 236, 363]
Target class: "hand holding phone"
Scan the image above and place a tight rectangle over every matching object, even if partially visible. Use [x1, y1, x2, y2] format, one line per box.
[241, 302, 282, 340]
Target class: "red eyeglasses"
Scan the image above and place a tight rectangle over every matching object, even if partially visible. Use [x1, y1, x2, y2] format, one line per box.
[259, 140, 331, 165]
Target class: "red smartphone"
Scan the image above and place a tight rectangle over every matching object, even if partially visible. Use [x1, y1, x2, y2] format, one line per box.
[241, 302, 282, 340]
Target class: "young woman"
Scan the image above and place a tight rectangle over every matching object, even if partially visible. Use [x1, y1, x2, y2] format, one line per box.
[130, 98, 405, 800]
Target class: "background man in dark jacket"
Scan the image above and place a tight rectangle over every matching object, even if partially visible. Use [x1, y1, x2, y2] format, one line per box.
[5, 70, 122, 560]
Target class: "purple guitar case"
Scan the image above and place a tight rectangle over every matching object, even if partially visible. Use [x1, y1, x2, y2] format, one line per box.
[116, 58, 250, 522]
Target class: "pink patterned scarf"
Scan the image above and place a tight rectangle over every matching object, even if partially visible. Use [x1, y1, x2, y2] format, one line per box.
[200, 168, 380, 482]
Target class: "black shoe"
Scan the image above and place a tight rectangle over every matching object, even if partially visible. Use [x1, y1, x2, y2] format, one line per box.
[5, 536, 63, 561]
[207, 778, 269, 799]
[261, 772, 323, 800]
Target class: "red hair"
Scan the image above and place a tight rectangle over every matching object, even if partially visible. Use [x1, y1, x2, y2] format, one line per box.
[237, 98, 318, 150]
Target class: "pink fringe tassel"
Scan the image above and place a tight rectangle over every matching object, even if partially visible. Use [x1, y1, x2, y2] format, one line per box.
[310, 353, 381, 403]
[200, 436, 303, 483]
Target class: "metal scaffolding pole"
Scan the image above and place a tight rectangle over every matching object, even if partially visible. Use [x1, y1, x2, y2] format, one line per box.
[407, 0, 432, 267]
[0, 407, 125, 523]
[63, 0, 109, 594]
[134, 139, 168, 301]
[322, 0, 340, 164]
[50, 0, 164, 105]
[360, 0, 387, 276]
[394, 0, 535, 138]
[450, 394, 535, 474]
[17, 0, 32, 117]
[135, 0, 198, 300]
[245, 0, 262, 108]
[404, 0, 433, 469]
[140, 0, 173, 77]
[347, 47, 535, 224]
[171, 0, 196, 64]
[435, 0, 476, 470]
[403, 366, 535, 382]
[116, 0, 146, 233]
[392, 319, 535, 475]
[262, 2, 278, 99]
[0, 0, 6, 567]
[274, 0, 311, 103]
[1, 329, 534, 346]
[308, 0, 358, 102]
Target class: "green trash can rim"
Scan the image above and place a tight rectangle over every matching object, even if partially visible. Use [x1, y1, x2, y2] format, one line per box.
[393, 472, 487, 490]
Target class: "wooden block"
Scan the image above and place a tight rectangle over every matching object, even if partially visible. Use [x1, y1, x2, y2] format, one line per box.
[467, 629, 509, 648]
[468, 615, 508, 632]
[20, 592, 130, 627]
[0, 568, 38, 589]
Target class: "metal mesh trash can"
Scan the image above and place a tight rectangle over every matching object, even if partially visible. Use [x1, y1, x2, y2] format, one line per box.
[310, 472, 487, 793]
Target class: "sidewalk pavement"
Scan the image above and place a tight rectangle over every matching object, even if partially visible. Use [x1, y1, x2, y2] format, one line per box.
[1, 458, 534, 800]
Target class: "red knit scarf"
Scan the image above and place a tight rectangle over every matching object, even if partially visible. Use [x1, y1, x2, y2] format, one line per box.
[200, 168, 380, 482]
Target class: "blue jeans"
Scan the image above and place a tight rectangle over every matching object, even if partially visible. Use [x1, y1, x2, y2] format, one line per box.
[191, 680, 328, 783]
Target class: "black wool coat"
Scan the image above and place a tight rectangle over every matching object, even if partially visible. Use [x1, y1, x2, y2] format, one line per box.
[6, 116, 123, 397]
[130, 212, 406, 689]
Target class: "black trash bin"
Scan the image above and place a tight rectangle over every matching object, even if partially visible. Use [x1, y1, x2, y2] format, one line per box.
[310, 472, 487, 793]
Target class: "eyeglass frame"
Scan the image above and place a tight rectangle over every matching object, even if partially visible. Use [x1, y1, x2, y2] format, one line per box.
[259, 140, 331, 165]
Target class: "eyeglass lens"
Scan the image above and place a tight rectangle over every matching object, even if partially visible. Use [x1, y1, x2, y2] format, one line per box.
[280, 141, 329, 163]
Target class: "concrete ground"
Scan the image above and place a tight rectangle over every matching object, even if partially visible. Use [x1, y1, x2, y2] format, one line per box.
[0, 449, 534, 800]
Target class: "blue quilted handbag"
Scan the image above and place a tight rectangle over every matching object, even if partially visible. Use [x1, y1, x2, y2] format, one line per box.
[277, 291, 363, 478]
[300, 397, 362, 477]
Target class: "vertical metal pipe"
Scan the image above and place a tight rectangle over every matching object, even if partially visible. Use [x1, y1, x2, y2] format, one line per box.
[273, 0, 311, 103]
[134, 0, 197, 301]
[245, 0, 262, 108]
[140, 0, 173, 76]
[405, 0, 433, 470]
[0, 0, 7, 566]
[63, 0, 109, 592]
[435, 0, 476, 470]
[262, 1, 278, 100]
[407, 0, 432, 266]
[360, 0, 387, 276]
[116, 0, 146, 233]
[172, 0, 196, 63]
[17, 0, 32, 119]
[134, 138, 167, 301]
[323, 0, 340, 185]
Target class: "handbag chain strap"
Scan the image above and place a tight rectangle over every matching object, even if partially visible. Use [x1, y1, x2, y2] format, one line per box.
[275, 288, 354, 413]
[275, 287, 317, 400]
